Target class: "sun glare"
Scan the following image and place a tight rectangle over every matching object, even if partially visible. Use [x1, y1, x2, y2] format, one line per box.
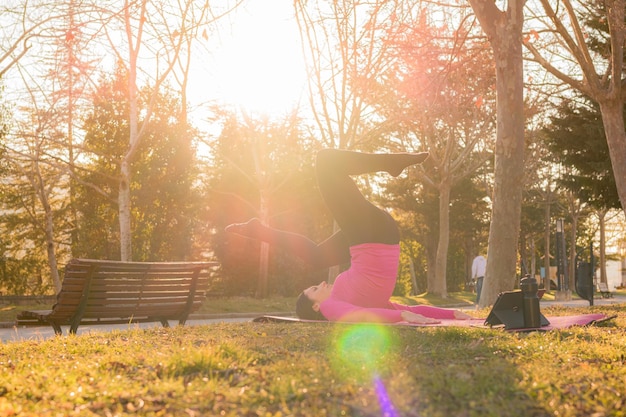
[208, 3, 307, 116]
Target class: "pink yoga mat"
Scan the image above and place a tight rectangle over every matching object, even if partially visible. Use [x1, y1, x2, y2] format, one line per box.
[252, 313, 613, 331]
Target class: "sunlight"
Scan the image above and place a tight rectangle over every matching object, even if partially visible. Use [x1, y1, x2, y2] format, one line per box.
[208, 3, 306, 116]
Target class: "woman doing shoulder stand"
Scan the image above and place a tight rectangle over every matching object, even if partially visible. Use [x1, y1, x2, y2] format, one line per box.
[226, 149, 471, 324]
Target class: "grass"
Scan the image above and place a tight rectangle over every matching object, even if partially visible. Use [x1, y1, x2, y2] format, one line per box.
[195, 296, 298, 316]
[1, 296, 626, 416]
[0, 297, 297, 323]
[0, 303, 52, 323]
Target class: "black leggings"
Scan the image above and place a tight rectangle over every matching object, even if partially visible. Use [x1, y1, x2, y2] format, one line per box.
[242, 149, 402, 270]
[315, 149, 399, 247]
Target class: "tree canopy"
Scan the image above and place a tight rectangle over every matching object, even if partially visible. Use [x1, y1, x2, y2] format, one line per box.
[0, 0, 624, 297]
[543, 96, 621, 211]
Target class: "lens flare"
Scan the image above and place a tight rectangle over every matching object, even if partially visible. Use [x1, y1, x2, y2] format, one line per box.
[329, 323, 405, 415]
[331, 323, 394, 377]
[374, 376, 400, 417]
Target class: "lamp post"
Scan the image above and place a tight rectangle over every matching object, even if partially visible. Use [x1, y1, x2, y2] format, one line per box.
[555, 218, 571, 301]
[556, 219, 563, 291]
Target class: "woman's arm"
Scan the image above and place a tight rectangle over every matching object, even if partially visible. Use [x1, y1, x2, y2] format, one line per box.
[319, 300, 471, 323]
[390, 303, 472, 320]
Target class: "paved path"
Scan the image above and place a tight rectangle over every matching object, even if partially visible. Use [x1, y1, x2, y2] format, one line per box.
[1, 316, 254, 343]
[540, 295, 626, 309]
[2, 296, 623, 343]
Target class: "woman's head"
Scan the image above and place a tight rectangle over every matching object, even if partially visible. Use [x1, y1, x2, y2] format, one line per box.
[295, 281, 332, 320]
[295, 292, 326, 320]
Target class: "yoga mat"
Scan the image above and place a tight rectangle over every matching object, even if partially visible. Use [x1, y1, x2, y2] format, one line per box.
[252, 313, 614, 331]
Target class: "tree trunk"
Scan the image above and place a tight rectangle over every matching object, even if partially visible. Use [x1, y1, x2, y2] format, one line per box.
[530, 238, 536, 278]
[433, 181, 451, 298]
[119, 0, 141, 262]
[543, 190, 552, 290]
[41, 185, 61, 293]
[119, 161, 132, 261]
[256, 191, 270, 298]
[568, 215, 578, 291]
[468, 0, 526, 307]
[31, 154, 63, 292]
[599, 99, 626, 216]
[44, 211, 61, 293]
[426, 235, 438, 294]
[599, 210, 607, 284]
[408, 256, 418, 295]
[519, 233, 527, 275]
[482, 24, 525, 306]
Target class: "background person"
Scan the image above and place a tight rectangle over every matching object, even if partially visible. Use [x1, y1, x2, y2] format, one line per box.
[472, 253, 487, 304]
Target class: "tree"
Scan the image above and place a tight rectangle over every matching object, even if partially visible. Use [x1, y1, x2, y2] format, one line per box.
[0, 1, 65, 78]
[370, 5, 496, 297]
[0, 0, 97, 294]
[77, 69, 202, 262]
[450, 176, 491, 289]
[544, 96, 622, 286]
[544, 97, 620, 211]
[85, 0, 239, 261]
[0, 104, 71, 294]
[294, 0, 412, 284]
[205, 109, 325, 297]
[521, 123, 563, 291]
[467, 0, 527, 307]
[382, 167, 490, 295]
[294, 0, 400, 150]
[42, 0, 99, 265]
[524, 0, 626, 218]
[0, 84, 8, 142]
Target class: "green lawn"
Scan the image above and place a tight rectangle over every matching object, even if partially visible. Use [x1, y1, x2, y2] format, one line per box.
[1, 301, 625, 416]
[0, 297, 297, 323]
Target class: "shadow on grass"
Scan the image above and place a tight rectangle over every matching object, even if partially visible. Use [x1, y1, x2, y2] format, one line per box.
[2, 310, 624, 416]
[243, 322, 553, 417]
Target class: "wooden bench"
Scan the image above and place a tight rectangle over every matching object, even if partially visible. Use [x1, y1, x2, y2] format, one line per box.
[16, 258, 219, 335]
[597, 282, 613, 299]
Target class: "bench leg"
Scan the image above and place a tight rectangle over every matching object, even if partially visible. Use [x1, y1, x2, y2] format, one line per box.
[51, 323, 63, 335]
[160, 319, 170, 328]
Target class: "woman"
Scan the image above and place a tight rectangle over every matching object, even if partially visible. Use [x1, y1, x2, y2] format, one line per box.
[226, 149, 471, 324]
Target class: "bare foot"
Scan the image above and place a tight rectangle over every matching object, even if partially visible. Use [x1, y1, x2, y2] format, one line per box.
[224, 218, 265, 239]
[387, 152, 429, 177]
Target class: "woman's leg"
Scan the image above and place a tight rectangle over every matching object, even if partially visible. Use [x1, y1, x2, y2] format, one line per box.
[315, 149, 428, 246]
[225, 218, 350, 269]
[225, 149, 427, 265]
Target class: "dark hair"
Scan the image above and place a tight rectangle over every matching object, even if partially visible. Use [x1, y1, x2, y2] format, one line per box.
[295, 292, 327, 321]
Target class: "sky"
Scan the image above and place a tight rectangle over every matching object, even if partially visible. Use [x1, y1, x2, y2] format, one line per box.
[189, 1, 307, 119]
[0, 0, 308, 152]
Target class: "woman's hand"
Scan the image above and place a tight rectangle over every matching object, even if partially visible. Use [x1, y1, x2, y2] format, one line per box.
[401, 311, 441, 324]
[453, 310, 472, 320]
